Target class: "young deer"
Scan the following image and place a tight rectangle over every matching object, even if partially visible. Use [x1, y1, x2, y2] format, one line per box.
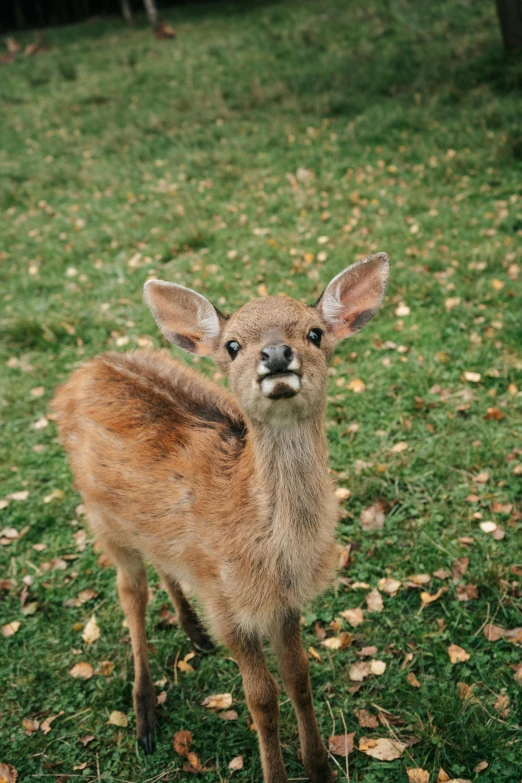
[52, 252, 390, 783]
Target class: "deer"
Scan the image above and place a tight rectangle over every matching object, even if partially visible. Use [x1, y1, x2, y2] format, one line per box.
[52, 252, 390, 783]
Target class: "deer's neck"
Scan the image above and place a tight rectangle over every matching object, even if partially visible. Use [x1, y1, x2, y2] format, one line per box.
[246, 413, 333, 532]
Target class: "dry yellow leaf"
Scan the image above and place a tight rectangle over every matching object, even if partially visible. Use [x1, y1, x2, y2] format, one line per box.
[108, 710, 128, 727]
[407, 769, 430, 783]
[347, 378, 366, 393]
[228, 756, 244, 772]
[335, 487, 351, 501]
[340, 607, 364, 627]
[462, 371, 481, 383]
[2, 621, 21, 637]
[420, 587, 447, 606]
[406, 672, 421, 688]
[437, 769, 450, 783]
[201, 693, 233, 711]
[366, 588, 384, 613]
[82, 614, 100, 645]
[370, 659, 386, 675]
[448, 644, 470, 664]
[69, 661, 94, 679]
[378, 578, 401, 596]
[0, 763, 18, 783]
[391, 441, 408, 453]
[359, 736, 406, 760]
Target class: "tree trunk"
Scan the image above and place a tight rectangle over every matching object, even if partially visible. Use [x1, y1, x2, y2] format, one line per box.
[143, 0, 159, 30]
[496, 0, 522, 49]
[120, 0, 134, 25]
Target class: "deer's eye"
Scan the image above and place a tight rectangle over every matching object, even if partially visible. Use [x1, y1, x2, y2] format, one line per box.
[307, 328, 323, 347]
[225, 340, 241, 359]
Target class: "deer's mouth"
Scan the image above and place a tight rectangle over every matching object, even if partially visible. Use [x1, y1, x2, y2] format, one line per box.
[259, 371, 302, 399]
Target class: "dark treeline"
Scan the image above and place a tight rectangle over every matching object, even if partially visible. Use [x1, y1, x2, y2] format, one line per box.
[1, 0, 223, 32]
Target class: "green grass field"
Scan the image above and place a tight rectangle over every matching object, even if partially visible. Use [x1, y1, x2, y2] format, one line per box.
[1, 0, 522, 780]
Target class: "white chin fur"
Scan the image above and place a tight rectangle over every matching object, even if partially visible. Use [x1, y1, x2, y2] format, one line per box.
[260, 374, 301, 397]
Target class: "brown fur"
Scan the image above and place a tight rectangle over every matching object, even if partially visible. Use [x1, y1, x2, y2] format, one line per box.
[52, 252, 390, 782]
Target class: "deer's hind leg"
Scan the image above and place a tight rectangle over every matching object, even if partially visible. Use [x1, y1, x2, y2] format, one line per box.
[104, 541, 156, 754]
[159, 571, 214, 652]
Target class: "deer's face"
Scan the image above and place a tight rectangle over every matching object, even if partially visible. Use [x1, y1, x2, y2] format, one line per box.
[217, 296, 333, 422]
[144, 252, 390, 424]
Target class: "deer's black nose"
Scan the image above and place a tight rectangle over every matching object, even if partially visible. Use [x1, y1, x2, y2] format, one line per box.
[260, 343, 293, 373]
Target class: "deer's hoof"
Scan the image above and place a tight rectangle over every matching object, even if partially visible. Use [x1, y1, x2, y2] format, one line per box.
[139, 732, 155, 755]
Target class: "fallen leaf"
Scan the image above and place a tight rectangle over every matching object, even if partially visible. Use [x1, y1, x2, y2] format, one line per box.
[462, 371, 481, 383]
[406, 672, 421, 688]
[328, 732, 355, 757]
[457, 682, 476, 701]
[69, 661, 94, 679]
[457, 584, 478, 601]
[485, 407, 503, 420]
[183, 752, 205, 773]
[437, 769, 450, 783]
[173, 729, 192, 756]
[31, 416, 49, 430]
[347, 378, 366, 393]
[43, 489, 65, 504]
[407, 769, 430, 783]
[2, 621, 21, 637]
[378, 577, 401, 596]
[177, 660, 195, 673]
[201, 693, 233, 711]
[448, 644, 470, 664]
[355, 708, 379, 729]
[391, 441, 408, 453]
[514, 662, 522, 685]
[446, 780, 472, 783]
[82, 614, 100, 645]
[480, 521, 497, 534]
[358, 645, 378, 657]
[406, 573, 432, 588]
[79, 734, 95, 746]
[433, 568, 451, 580]
[349, 661, 371, 682]
[474, 470, 489, 484]
[474, 761, 488, 772]
[108, 711, 128, 727]
[229, 756, 244, 772]
[22, 717, 40, 735]
[359, 736, 406, 760]
[445, 297, 461, 312]
[335, 487, 351, 501]
[340, 607, 364, 627]
[40, 711, 64, 735]
[366, 588, 383, 613]
[7, 491, 29, 501]
[98, 660, 114, 676]
[0, 763, 18, 783]
[370, 659, 386, 675]
[420, 587, 447, 606]
[493, 693, 510, 718]
[360, 502, 386, 531]
[157, 691, 167, 705]
[395, 303, 410, 317]
[219, 710, 239, 720]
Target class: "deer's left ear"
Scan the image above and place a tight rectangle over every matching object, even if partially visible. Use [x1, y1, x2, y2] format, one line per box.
[315, 252, 390, 341]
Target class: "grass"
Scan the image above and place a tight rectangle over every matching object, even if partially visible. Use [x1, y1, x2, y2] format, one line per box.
[0, 0, 521, 780]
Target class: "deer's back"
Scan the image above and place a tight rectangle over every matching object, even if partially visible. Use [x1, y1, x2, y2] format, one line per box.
[52, 351, 252, 560]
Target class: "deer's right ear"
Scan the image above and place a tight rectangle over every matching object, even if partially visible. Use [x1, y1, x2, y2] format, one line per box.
[144, 280, 225, 355]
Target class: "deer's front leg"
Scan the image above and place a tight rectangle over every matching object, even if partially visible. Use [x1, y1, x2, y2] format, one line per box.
[226, 629, 287, 783]
[270, 609, 334, 783]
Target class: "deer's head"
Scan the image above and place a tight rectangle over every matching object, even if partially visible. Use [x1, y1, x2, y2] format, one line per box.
[144, 253, 390, 423]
